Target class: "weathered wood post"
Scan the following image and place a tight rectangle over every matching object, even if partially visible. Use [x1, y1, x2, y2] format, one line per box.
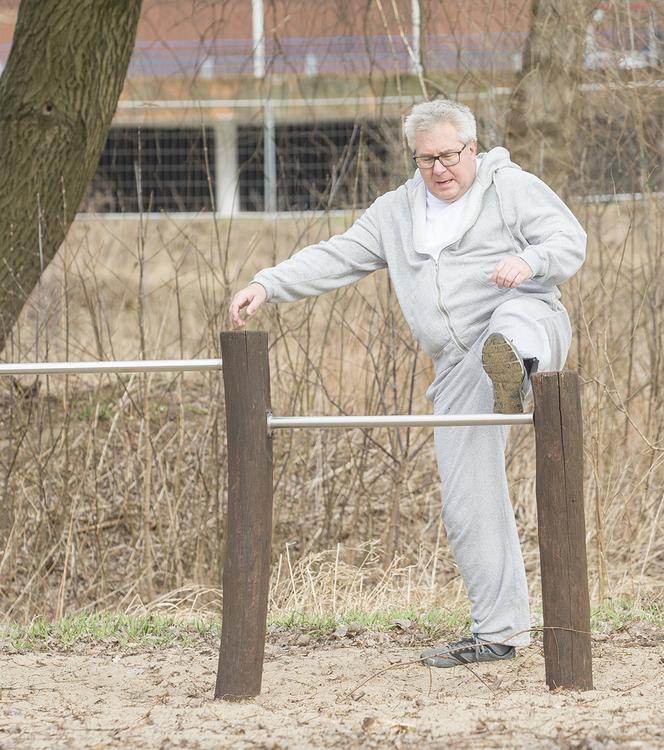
[215, 331, 273, 701]
[532, 370, 593, 691]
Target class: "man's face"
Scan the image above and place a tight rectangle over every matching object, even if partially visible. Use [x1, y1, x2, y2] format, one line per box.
[414, 122, 477, 202]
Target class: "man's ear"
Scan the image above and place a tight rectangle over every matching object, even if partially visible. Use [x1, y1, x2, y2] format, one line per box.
[469, 140, 478, 155]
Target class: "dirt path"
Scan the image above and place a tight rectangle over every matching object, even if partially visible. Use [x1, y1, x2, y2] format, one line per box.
[2, 628, 664, 749]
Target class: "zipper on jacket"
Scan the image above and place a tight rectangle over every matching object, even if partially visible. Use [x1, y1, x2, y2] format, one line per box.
[433, 255, 469, 354]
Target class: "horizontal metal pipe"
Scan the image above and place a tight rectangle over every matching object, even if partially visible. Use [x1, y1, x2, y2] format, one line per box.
[0, 359, 223, 376]
[268, 412, 533, 430]
[115, 79, 659, 113]
[117, 95, 424, 111]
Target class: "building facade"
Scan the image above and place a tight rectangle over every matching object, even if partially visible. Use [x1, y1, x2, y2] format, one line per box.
[1, 1, 661, 214]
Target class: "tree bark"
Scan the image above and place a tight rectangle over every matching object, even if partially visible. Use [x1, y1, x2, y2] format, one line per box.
[0, 0, 142, 350]
[505, 0, 591, 195]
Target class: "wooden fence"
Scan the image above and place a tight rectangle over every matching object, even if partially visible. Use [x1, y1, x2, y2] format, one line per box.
[215, 330, 593, 700]
[0, 331, 593, 698]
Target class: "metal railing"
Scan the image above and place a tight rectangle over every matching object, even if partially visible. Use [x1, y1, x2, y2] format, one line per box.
[0, 357, 529, 429]
[0, 358, 223, 376]
[268, 412, 533, 430]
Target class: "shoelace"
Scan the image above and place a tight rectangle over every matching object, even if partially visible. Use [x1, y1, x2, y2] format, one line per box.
[445, 638, 485, 660]
[441, 637, 505, 663]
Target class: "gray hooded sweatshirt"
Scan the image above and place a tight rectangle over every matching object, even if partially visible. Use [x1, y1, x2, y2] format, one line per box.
[253, 147, 586, 371]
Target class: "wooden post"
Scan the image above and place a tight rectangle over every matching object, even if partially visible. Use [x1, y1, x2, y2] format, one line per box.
[215, 331, 273, 701]
[532, 371, 593, 691]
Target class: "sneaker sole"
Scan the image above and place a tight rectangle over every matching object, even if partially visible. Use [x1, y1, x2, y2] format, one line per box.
[481, 333, 525, 414]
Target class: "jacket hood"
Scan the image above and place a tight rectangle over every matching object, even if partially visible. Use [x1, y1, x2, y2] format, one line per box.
[475, 146, 521, 186]
[406, 147, 521, 254]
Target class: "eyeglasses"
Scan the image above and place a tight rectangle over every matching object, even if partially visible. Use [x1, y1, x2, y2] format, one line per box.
[413, 144, 468, 169]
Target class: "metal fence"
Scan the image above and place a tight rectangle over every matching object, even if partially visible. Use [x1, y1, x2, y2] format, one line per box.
[83, 127, 217, 214]
[79, 107, 664, 216]
[80, 119, 404, 215]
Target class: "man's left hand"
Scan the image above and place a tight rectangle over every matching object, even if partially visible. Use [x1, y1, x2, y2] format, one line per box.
[490, 256, 534, 289]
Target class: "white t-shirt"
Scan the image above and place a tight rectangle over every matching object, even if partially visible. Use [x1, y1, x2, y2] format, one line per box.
[424, 156, 483, 256]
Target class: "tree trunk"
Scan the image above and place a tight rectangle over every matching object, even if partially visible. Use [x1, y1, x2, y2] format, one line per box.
[0, 0, 142, 350]
[505, 0, 591, 195]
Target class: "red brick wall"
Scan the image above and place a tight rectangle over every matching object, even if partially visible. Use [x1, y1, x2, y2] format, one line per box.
[0, 0, 531, 47]
[0, 2, 18, 44]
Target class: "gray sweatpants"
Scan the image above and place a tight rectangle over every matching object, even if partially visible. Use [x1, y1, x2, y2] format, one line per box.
[426, 297, 572, 647]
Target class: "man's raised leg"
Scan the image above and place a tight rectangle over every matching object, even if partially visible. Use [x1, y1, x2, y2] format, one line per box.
[421, 297, 572, 668]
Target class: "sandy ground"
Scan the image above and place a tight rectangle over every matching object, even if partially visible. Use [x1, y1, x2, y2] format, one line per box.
[2, 625, 664, 749]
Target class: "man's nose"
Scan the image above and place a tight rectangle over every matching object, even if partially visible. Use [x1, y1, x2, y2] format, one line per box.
[432, 158, 448, 174]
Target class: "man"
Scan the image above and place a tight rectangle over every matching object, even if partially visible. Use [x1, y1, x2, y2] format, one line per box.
[229, 99, 586, 668]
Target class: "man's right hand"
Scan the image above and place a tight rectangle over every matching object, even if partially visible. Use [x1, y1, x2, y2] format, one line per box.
[229, 282, 268, 327]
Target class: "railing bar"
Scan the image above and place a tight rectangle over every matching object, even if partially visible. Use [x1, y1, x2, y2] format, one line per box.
[268, 413, 533, 429]
[0, 359, 223, 376]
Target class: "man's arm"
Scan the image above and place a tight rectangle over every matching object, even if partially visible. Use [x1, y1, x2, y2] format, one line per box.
[496, 170, 587, 288]
[229, 201, 387, 326]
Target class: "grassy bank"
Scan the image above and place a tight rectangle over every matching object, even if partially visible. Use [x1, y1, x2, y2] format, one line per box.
[1, 202, 664, 620]
[3, 598, 663, 652]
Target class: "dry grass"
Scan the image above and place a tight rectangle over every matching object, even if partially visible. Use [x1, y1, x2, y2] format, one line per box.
[0, 193, 662, 624]
[0, 0, 661, 625]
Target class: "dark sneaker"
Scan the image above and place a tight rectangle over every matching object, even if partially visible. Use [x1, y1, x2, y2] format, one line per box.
[481, 333, 526, 414]
[420, 636, 516, 668]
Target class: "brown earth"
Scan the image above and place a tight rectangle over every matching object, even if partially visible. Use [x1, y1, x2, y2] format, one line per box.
[2, 626, 664, 749]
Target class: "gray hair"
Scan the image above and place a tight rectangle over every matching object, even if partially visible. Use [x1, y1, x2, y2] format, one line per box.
[403, 99, 477, 151]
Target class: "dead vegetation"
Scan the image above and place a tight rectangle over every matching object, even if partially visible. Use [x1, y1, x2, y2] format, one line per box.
[1, 0, 664, 624]
[0, 193, 662, 623]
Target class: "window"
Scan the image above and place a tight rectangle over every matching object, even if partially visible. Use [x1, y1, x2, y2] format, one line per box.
[237, 120, 399, 211]
[82, 127, 215, 213]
